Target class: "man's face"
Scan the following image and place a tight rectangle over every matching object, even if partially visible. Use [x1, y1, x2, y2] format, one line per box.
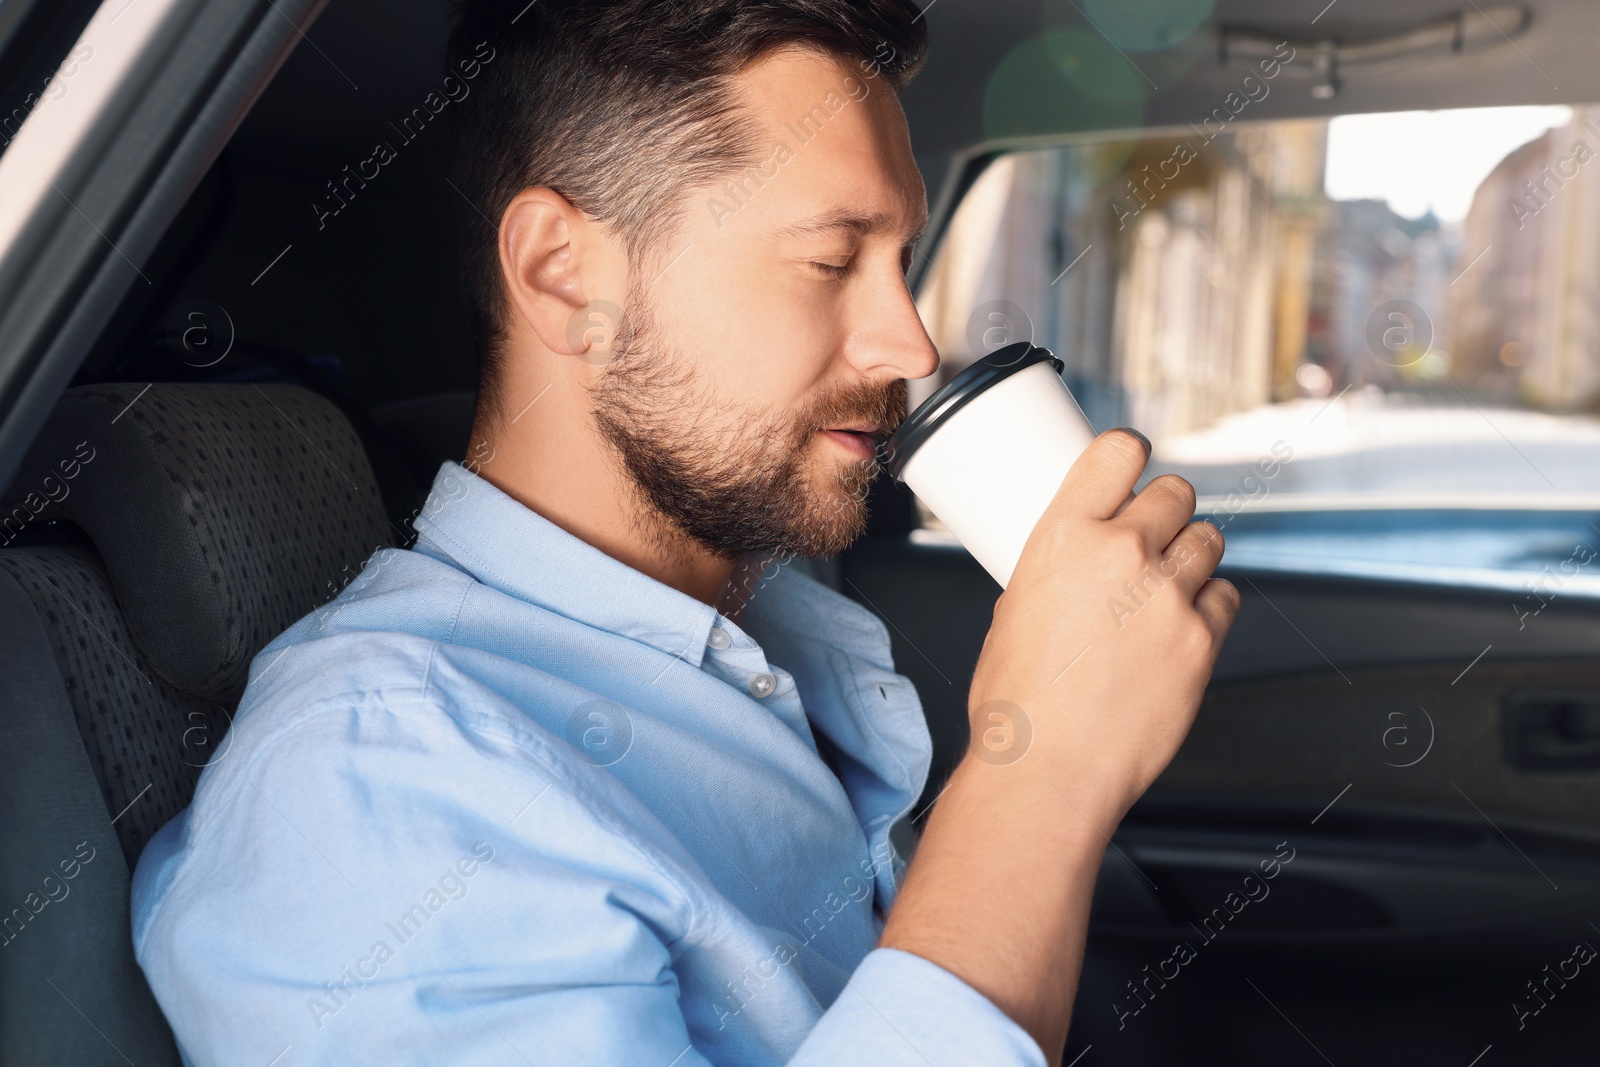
[589, 46, 939, 563]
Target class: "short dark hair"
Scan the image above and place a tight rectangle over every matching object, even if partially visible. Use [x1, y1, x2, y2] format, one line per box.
[446, 0, 928, 423]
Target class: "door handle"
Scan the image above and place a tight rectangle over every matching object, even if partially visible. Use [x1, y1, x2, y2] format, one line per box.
[1504, 692, 1600, 769]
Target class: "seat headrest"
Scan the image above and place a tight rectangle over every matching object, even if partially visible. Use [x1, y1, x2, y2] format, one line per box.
[1, 383, 396, 704]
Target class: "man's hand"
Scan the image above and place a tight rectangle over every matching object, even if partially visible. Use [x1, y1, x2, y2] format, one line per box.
[880, 429, 1240, 1061]
[969, 427, 1239, 820]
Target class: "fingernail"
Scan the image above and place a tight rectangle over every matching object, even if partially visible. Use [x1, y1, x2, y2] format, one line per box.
[1113, 426, 1151, 458]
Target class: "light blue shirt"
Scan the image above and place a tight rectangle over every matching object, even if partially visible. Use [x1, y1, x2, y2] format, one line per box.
[131, 460, 1045, 1066]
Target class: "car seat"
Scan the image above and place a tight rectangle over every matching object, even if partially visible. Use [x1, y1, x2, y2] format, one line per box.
[0, 381, 398, 1065]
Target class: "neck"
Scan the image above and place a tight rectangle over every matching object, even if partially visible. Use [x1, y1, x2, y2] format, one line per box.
[465, 380, 740, 614]
[715, 553, 785, 627]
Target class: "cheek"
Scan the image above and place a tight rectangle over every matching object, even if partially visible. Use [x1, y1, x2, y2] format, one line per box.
[738, 294, 842, 400]
[692, 322, 835, 429]
[654, 260, 815, 393]
[654, 232, 847, 432]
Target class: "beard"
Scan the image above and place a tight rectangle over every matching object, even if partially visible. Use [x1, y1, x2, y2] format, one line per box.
[589, 292, 907, 564]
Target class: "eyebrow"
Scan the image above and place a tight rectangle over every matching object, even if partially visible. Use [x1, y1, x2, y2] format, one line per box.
[772, 207, 927, 245]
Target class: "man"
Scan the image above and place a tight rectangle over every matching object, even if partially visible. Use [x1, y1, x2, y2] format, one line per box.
[132, 0, 1239, 1063]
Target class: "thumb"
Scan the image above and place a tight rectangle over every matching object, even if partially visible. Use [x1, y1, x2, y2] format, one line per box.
[1045, 427, 1151, 522]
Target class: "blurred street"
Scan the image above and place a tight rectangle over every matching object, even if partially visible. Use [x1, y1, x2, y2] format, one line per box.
[1153, 387, 1600, 504]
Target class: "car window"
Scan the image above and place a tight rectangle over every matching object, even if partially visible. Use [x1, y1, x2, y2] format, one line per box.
[914, 104, 1600, 522]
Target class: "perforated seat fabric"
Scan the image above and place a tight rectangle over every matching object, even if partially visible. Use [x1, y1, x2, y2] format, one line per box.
[0, 555, 183, 1067]
[0, 546, 229, 867]
[3, 382, 399, 706]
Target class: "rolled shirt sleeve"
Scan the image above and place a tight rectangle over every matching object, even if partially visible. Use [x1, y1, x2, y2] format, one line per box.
[791, 948, 1047, 1066]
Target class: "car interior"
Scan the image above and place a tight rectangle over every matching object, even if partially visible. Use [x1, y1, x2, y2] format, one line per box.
[5, 0, 1600, 1063]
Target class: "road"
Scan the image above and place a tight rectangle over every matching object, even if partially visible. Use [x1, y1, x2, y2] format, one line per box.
[1152, 388, 1600, 505]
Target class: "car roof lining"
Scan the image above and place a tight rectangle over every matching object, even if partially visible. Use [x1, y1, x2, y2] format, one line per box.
[220, 0, 1600, 308]
[900, 0, 1599, 158]
[230, 1, 1600, 179]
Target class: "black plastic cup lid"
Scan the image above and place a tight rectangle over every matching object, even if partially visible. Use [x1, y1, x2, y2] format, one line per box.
[883, 342, 1064, 482]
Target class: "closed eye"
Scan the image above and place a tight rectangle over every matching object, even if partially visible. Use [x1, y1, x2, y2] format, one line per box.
[811, 260, 852, 280]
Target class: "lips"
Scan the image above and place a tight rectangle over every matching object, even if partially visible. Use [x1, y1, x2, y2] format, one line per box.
[821, 427, 880, 459]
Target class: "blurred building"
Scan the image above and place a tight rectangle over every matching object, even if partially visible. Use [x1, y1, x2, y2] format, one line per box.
[916, 120, 1328, 442]
[1452, 107, 1600, 408]
[1307, 199, 1457, 390]
[1114, 121, 1327, 436]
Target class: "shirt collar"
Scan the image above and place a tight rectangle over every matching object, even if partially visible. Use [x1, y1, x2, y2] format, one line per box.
[740, 559, 894, 666]
[410, 460, 719, 667]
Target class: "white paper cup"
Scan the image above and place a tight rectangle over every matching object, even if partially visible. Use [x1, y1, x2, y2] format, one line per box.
[884, 343, 1096, 588]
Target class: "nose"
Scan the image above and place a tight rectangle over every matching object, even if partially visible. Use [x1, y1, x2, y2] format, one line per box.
[847, 265, 940, 385]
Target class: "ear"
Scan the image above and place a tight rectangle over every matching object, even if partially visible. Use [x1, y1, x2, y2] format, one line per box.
[498, 187, 598, 358]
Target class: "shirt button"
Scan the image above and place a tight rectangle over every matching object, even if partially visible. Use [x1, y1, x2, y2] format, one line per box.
[707, 627, 732, 650]
[749, 672, 776, 698]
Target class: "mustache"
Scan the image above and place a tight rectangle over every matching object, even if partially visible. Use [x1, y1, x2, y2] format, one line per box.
[800, 379, 909, 442]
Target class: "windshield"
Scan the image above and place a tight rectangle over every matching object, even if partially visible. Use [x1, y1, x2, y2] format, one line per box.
[915, 104, 1600, 513]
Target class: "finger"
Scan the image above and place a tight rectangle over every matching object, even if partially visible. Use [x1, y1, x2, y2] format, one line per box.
[1045, 428, 1151, 522]
[1194, 578, 1241, 645]
[1119, 473, 1197, 554]
[1160, 520, 1225, 597]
